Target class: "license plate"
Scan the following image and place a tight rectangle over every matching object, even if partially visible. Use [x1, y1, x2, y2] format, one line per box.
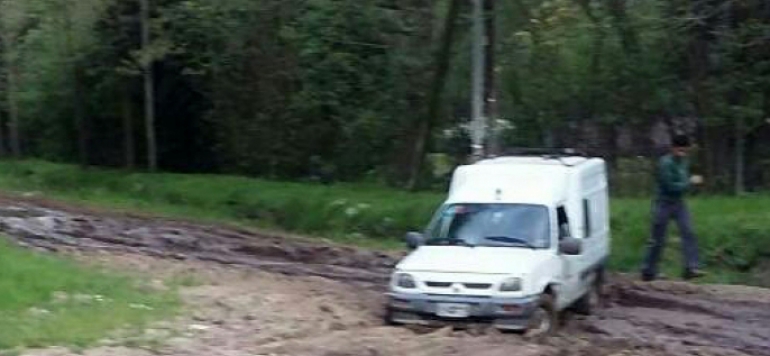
[436, 303, 471, 318]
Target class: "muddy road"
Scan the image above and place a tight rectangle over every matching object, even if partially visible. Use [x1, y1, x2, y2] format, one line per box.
[1, 196, 769, 356]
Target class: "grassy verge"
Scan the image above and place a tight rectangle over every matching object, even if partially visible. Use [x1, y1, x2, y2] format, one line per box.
[0, 240, 177, 350]
[0, 160, 767, 285]
[0, 160, 442, 249]
[610, 197, 770, 285]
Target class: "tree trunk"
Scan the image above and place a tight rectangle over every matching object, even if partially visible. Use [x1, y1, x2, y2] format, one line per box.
[606, 0, 639, 54]
[3, 30, 20, 157]
[576, 0, 608, 163]
[63, 0, 88, 167]
[122, 82, 135, 169]
[74, 64, 88, 167]
[574, 0, 605, 122]
[141, 0, 157, 172]
[687, 1, 713, 190]
[7, 53, 20, 157]
[735, 116, 745, 195]
[0, 102, 5, 157]
[0, 34, 6, 156]
[407, 0, 462, 190]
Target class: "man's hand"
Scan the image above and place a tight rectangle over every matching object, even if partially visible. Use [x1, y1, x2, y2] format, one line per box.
[690, 175, 704, 185]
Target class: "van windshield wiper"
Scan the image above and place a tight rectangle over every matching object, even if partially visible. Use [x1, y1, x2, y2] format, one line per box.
[426, 237, 475, 247]
[483, 236, 536, 249]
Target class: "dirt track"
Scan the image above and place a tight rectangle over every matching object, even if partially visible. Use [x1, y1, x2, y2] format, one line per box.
[1, 196, 769, 356]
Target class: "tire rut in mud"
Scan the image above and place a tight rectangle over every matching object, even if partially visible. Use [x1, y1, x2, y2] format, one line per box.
[0, 200, 768, 356]
[0, 203, 396, 291]
[582, 278, 770, 355]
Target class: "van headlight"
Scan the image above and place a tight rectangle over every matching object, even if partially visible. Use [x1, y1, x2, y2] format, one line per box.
[394, 273, 417, 289]
[499, 277, 522, 292]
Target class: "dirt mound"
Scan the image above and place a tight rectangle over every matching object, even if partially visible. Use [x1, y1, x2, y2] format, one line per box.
[1, 198, 768, 356]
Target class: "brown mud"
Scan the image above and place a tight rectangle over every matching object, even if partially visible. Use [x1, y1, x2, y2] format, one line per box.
[0, 196, 768, 356]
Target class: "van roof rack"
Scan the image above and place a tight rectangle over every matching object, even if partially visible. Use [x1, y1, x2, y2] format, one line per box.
[492, 147, 589, 158]
[483, 148, 591, 167]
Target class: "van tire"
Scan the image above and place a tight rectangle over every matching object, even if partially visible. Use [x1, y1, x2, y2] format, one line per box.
[383, 307, 400, 326]
[574, 272, 603, 315]
[524, 294, 558, 337]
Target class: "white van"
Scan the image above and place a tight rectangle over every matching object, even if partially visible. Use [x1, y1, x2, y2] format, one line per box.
[384, 154, 610, 335]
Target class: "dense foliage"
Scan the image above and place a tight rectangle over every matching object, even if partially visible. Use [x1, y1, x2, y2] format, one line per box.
[0, 0, 768, 191]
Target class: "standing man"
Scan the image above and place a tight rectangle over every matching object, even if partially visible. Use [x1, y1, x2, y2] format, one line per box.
[641, 134, 706, 281]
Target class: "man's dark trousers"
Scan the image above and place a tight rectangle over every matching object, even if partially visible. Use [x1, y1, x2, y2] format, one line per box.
[641, 198, 700, 277]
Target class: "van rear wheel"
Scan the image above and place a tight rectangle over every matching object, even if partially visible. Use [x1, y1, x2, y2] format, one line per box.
[574, 272, 603, 315]
[524, 294, 557, 337]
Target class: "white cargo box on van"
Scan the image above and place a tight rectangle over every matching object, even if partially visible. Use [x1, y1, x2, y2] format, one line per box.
[385, 154, 610, 335]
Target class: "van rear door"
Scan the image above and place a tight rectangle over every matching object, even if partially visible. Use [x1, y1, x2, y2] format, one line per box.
[556, 205, 582, 307]
[578, 169, 610, 278]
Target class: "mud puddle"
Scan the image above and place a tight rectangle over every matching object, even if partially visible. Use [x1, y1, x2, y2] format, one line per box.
[0, 197, 768, 356]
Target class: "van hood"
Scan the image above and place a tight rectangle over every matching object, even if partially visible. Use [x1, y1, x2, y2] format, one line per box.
[396, 245, 553, 275]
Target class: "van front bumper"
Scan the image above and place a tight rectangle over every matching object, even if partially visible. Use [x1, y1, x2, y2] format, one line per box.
[386, 292, 539, 330]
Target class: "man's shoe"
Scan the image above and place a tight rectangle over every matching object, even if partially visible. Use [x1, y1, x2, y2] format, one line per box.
[683, 269, 707, 280]
[641, 273, 656, 282]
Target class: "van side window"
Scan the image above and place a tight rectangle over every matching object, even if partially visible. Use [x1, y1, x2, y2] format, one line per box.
[583, 199, 592, 238]
[556, 206, 570, 240]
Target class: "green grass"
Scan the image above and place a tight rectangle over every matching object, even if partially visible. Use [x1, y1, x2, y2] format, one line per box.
[611, 197, 770, 285]
[0, 160, 442, 249]
[0, 240, 178, 350]
[0, 160, 767, 286]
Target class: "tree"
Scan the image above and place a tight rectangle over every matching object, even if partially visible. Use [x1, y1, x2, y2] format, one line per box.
[140, 0, 156, 171]
[0, 0, 27, 157]
[408, 0, 463, 189]
[0, 0, 765, 192]
[62, 0, 90, 167]
[90, 0, 141, 169]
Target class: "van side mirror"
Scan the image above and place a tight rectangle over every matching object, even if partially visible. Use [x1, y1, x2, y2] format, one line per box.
[405, 232, 425, 250]
[559, 238, 582, 255]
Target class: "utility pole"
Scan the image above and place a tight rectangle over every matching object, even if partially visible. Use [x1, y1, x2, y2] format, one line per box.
[470, 0, 485, 161]
[483, 0, 499, 156]
[141, 0, 157, 172]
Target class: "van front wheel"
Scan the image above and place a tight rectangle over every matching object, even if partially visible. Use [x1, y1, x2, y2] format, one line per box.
[524, 294, 557, 337]
[383, 307, 400, 326]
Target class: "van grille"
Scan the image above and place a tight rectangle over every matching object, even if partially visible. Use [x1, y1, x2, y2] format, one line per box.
[425, 282, 452, 288]
[424, 282, 492, 290]
[463, 283, 492, 290]
[427, 294, 491, 299]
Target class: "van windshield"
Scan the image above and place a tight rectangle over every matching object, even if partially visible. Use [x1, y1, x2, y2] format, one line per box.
[424, 203, 551, 249]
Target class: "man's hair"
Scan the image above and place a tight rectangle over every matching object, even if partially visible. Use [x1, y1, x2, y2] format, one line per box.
[672, 134, 690, 148]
